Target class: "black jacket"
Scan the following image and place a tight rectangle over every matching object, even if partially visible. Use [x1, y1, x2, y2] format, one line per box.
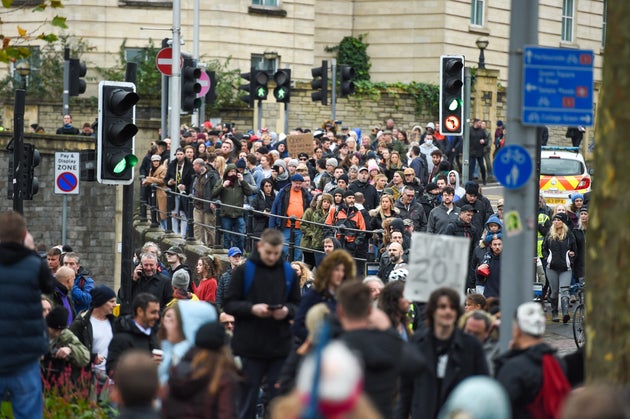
[397, 328, 489, 419]
[349, 179, 378, 211]
[0, 242, 54, 374]
[251, 190, 276, 235]
[455, 195, 494, 235]
[106, 314, 159, 376]
[542, 232, 577, 272]
[70, 308, 116, 365]
[395, 197, 428, 232]
[128, 271, 173, 314]
[165, 157, 194, 194]
[469, 126, 487, 157]
[495, 343, 564, 419]
[223, 250, 301, 359]
[341, 328, 426, 419]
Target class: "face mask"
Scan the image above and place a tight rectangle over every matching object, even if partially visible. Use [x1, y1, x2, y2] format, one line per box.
[425, 140, 433, 145]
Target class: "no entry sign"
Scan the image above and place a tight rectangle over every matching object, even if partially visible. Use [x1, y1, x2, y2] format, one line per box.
[156, 47, 183, 76]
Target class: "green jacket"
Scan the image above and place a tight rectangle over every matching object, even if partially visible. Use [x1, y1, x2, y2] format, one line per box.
[49, 328, 91, 368]
[212, 164, 253, 218]
[301, 207, 328, 250]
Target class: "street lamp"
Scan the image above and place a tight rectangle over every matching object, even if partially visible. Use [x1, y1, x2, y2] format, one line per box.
[475, 37, 489, 69]
[15, 61, 30, 90]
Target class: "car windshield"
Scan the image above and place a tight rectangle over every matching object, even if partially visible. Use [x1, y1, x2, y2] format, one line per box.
[541, 157, 584, 176]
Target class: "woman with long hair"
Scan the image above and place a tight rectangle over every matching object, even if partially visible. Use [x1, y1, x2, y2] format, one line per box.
[162, 321, 239, 418]
[214, 155, 226, 178]
[251, 178, 277, 239]
[378, 280, 412, 341]
[193, 255, 222, 303]
[567, 193, 585, 228]
[301, 193, 333, 267]
[385, 151, 405, 180]
[291, 261, 314, 296]
[572, 206, 588, 285]
[292, 249, 356, 345]
[142, 154, 168, 229]
[542, 212, 577, 323]
[369, 194, 399, 232]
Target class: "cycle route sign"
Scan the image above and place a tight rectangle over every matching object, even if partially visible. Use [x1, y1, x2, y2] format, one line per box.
[522, 46, 594, 126]
[493, 145, 533, 190]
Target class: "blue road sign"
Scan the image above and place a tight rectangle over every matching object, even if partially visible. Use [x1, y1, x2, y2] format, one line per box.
[493, 145, 533, 190]
[57, 172, 78, 193]
[522, 46, 594, 127]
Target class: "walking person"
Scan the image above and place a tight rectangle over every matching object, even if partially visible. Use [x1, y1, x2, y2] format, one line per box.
[542, 212, 577, 323]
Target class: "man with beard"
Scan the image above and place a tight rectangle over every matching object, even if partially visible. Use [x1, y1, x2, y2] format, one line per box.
[427, 187, 460, 234]
[349, 166, 378, 210]
[325, 190, 367, 257]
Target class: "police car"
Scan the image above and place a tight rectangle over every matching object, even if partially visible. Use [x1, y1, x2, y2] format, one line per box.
[539, 146, 591, 206]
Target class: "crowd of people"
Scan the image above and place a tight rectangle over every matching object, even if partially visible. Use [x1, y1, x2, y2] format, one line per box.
[0, 117, 608, 419]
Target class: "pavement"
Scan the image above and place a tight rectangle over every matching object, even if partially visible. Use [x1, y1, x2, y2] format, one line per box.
[543, 301, 580, 356]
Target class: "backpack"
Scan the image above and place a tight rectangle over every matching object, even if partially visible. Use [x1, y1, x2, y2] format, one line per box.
[527, 354, 572, 419]
[332, 207, 359, 241]
[243, 259, 295, 299]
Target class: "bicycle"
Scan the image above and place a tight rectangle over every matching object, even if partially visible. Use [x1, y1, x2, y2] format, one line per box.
[571, 283, 586, 349]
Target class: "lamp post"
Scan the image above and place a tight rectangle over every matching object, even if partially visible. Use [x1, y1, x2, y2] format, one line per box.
[16, 61, 30, 90]
[475, 37, 489, 69]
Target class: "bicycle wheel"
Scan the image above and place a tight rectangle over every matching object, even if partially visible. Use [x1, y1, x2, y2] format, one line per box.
[573, 303, 585, 348]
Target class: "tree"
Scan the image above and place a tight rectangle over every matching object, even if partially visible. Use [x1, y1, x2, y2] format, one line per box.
[0, 0, 66, 62]
[586, 0, 630, 384]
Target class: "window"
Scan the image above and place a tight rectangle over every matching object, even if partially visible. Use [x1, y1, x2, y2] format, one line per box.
[561, 0, 574, 43]
[251, 54, 278, 76]
[252, 0, 279, 6]
[470, 0, 485, 26]
[602, 0, 607, 47]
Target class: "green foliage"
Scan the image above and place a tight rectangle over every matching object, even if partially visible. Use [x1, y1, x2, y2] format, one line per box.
[0, 35, 93, 101]
[95, 39, 162, 102]
[203, 56, 246, 109]
[354, 80, 439, 116]
[325, 34, 371, 82]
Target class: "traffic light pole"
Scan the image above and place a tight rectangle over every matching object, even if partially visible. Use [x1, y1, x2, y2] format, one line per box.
[161, 38, 169, 141]
[498, 0, 539, 352]
[63, 48, 70, 116]
[462, 67, 472, 184]
[331, 59, 337, 120]
[191, 0, 200, 128]
[12, 89, 25, 214]
[169, 0, 182, 156]
[283, 103, 288, 134]
[257, 100, 263, 132]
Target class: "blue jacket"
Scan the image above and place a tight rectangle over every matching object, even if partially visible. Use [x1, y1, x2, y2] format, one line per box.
[269, 185, 311, 229]
[72, 267, 95, 314]
[0, 242, 54, 374]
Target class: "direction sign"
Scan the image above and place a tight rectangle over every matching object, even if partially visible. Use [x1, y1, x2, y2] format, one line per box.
[493, 145, 533, 190]
[197, 70, 210, 97]
[155, 47, 183, 76]
[522, 46, 594, 126]
[55, 152, 80, 194]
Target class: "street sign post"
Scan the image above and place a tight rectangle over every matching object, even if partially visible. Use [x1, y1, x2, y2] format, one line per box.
[522, 46, 594, 126]
[156, 47, 183, 76]
[54, 152, 80, 195]
[493, 144, 533, 190]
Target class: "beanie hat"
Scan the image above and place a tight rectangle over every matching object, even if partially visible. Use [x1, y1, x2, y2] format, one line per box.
[47, 306, 69, 330]
[91, 285, 116, 308]
[425, 182, 439, 192]
[172, 270, 190, 290]
[288, 159, 299, 168]
[326, 158, 338, 168]
[236, 158, 247, 169]
[257, 146, 270, 154]
[571, 193, 584, 203]
[195, 321, 226, 350]
[291, 174, 305, 182]
[390, 218, 405, 233]
[333, 188, 344, 197]
[343, 190, 355, 198]
[553, 212, 568, 224]
[338, 174, 349, 184]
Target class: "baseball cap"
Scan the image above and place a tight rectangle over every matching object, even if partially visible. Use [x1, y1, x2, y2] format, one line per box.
[516, 301, 546, 336]
[227, 247, 243, 257]
[497, 198, 504, 208]
[358, 166, 369, 173]
[164, 246, 183, 255]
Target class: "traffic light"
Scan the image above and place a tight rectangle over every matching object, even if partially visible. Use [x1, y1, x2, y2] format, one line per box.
[439, 55, 465, 136]
[205, 70, 217, 105]
[273, 69, 291, 103]
[22, 143, 40, 199]
[311, 60, 328, 105]
[69, 58, 87, 96]
[339, 65, 355, 97]
[239, 68, 269, 108]
[97, 81, 139, 185]
[181, 59, 201, 113]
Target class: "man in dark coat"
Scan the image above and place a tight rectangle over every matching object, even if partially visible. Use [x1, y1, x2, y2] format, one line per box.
[223, 229, 301, 419]
[124, 252, 172, 315]
[106, 293, 160, 377]
[455, 181, 494, 235]
[348, 166, 378, 210]
[0, 211, 55, 418]
[395, 186, 428, 232]
[468, 118, 488, 184]
[397, 287, 489, 419]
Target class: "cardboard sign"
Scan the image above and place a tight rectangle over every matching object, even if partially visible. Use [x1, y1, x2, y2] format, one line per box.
[286, 133, 314, 158]
[404, 232, 470, 303]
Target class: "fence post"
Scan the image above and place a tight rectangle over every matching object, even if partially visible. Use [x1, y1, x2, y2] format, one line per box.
[186, 194, 196, 241]
[213, 201, 221, 249]
[288, 216, 297, 261]
[150, 184, 159, 228]
[139, 183, 148, 222]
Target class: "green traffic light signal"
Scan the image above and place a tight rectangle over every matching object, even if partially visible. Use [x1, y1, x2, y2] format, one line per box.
[256, 86, 268, 99]
[112, 154, 138, 175]
[273, 69, 291, 103]
[448, 98, 460, 111]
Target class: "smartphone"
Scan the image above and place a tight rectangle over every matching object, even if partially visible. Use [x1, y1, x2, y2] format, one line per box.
[268, 304, 283, 310]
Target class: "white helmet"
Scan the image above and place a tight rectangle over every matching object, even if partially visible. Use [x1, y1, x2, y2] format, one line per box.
[389, 268, 409, 282]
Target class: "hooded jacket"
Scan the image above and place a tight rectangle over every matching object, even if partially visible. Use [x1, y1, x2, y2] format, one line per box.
[212, 163, 253, 218]
[448, 170, 466, 200]
[349, 178, 379, 210]
[271, 159, 290, 191]
[223, 249, 301, 359]
[0, 242, 54, 374]
[158, 300, 217, 385]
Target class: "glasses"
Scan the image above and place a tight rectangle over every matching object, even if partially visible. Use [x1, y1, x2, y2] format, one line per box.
[299, 157, 308, 161]
[405, 173, 414, 176]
